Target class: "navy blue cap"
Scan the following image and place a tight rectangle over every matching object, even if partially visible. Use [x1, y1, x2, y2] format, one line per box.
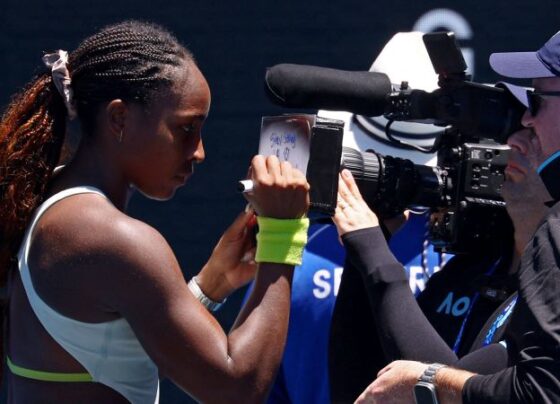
[490, 31, 560, 78]
[496, 81, 530, 107]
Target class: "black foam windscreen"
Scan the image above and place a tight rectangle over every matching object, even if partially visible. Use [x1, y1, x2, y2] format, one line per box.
[265, 63, 392, 116]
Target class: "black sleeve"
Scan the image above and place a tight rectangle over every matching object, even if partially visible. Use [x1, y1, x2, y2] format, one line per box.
[461, 338, 560, 404]
[330, 226, 514, 402]
[462, 212, 560, 403]
[328, 250, 387, 403]
[454, 343, 509, 374]
[340, 227, 459, 364]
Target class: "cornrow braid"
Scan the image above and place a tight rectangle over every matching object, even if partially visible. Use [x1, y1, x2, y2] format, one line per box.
[69, 21, 192, 134]
[0, 20, 193, 286]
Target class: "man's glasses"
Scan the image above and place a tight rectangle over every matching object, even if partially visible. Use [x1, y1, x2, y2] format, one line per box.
[527, 90, 560, 116]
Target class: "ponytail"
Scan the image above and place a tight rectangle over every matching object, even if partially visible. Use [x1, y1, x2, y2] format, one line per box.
[0, 73, 67, 286]
[0, 73, 66, 382]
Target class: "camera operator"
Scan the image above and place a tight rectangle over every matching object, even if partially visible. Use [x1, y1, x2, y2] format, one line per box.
[347, 30, 560, 404]
[328, 37, 540, 404]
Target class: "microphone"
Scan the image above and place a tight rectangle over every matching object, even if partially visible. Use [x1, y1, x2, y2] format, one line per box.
[264, 63, 393, 116]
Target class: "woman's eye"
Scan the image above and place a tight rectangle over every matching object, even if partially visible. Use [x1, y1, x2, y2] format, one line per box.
[182, 125, 195, 134]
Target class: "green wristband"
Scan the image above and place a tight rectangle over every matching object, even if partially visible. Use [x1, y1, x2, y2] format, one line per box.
[255, 217, 310, 266]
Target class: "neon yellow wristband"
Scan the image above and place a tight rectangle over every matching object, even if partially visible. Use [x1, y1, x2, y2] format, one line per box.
[255, 217, 309, 266]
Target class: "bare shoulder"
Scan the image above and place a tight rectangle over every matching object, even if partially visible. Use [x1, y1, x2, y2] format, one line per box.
[30, 193, 185, 319]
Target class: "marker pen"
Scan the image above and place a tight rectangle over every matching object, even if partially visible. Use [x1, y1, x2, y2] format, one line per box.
[237, 179, 254, 193]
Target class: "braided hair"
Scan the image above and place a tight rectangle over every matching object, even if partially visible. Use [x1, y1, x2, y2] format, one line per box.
[0, 20, 194, 287]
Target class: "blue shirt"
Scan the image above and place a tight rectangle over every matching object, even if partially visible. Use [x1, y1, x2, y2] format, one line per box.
[267, 213, 447, 403]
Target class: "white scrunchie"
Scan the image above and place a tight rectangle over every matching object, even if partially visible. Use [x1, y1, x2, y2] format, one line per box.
[42, 50, 77, 119]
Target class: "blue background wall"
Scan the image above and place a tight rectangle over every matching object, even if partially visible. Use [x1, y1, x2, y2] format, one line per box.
[1, 1, 559, 402]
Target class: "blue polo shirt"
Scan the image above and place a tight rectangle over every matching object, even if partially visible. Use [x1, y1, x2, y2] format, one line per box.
[265, 213, 446, 403]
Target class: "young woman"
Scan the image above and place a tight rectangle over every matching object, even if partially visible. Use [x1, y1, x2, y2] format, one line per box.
[0, 21, 309, 403]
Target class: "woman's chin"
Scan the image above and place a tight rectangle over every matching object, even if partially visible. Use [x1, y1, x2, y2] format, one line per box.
[134, 184, 180, 201]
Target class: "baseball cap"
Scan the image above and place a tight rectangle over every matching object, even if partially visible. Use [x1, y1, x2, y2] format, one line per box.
[490, 30, 560, 79]
[496, 81, 530, 107]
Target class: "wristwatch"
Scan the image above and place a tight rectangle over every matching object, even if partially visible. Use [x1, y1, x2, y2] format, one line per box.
[414, 363, 446, 404]
[187, 276, 226, 312]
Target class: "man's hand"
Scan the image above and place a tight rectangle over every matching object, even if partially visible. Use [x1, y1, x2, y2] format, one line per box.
[355, 360, 475, 404]
[354, 360, 429, 404]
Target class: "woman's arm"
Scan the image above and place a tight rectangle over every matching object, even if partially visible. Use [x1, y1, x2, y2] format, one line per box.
[333, 170, 459, 365]
[82, 155, 309, 403]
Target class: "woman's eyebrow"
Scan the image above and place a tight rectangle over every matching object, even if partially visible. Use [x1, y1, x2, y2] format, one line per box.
[174, 113, 207, 122]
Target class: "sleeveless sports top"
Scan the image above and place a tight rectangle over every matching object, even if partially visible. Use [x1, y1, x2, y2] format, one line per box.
[16, 186, 160, 404]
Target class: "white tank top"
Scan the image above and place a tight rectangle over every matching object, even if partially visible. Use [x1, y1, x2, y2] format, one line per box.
[17, 186, 160, 404]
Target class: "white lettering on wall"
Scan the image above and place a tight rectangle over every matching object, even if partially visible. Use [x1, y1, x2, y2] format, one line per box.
[312, 267, 344, 299]
[313, 269, 332, 299]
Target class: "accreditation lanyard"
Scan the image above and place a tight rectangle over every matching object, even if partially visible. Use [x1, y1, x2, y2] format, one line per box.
[482, 294, 518, 347]
[452, 257, 502, 354]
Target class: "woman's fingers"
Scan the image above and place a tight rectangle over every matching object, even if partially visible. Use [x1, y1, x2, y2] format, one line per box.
[341, 169, 363, 200]
[338, 170, 362, 210]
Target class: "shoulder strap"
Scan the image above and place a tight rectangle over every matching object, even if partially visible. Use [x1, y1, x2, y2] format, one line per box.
[18, 186, 107, 264]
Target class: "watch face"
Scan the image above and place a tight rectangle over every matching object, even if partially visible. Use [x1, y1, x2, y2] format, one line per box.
[414, 382, 438, 404]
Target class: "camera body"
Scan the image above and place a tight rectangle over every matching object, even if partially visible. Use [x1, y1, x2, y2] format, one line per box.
[261, 32, 522, 254]
[310, 124, 514, 255]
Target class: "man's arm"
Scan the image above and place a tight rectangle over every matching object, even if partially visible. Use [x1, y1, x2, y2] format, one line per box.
[354, 360, 474, 404]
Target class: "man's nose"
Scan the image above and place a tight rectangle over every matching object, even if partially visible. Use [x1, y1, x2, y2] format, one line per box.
[521, 108, 534, 129]
[507, 130, 531, 154]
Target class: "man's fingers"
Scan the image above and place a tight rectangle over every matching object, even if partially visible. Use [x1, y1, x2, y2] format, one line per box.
[377, 362, 392, 377]
[354, 392, 366, 404]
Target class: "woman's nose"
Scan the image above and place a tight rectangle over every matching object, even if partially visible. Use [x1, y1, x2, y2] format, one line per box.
[193, 139, 205, 163]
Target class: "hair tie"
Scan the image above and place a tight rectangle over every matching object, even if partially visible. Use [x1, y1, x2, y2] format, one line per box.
[42, 50, 77, 119]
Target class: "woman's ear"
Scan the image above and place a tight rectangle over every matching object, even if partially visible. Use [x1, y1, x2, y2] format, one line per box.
[105, 99, 127, 142]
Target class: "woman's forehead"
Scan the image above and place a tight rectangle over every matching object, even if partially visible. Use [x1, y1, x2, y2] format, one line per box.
[152, 67, 211, 119]
[175, 64, 210, 108]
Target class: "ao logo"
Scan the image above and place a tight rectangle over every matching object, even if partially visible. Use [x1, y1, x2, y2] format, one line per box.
[413, 8, 474, 77]
[437, 292, 471, 317]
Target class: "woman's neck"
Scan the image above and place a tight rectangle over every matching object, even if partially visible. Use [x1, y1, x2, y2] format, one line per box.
[48, 140, 132, 211]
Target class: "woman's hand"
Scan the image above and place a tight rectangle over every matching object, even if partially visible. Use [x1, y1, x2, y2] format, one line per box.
[333, 169, 379, 236]
[243, 155, 310, 219]
[196, 155, 310, 300]
[197, 209, 258, 302]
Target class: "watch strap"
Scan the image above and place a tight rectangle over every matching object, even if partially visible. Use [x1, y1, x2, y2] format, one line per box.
[188, 276, 226, 312]
[418, 363, 447, 384]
